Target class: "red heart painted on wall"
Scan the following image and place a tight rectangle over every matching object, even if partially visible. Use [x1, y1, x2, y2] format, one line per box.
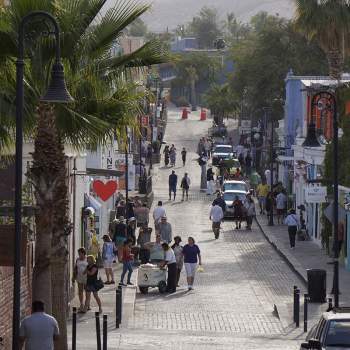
[92, 180, 118, 201]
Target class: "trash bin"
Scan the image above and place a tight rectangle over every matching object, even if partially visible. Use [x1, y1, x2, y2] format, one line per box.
[307, 269, 326, 303]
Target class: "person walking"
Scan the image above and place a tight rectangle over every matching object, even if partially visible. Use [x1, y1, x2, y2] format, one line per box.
[284, 209, 299, 249]
[181, 147, 187, 166]
[135, 203, 150, 227]
[102, 235, 116, 284]
[168, 170, 178, 200]
[210, 203, 224, 239]
[163, 145, 170, 167]
[19, 300, 59, 350]
[276, 190, 287, 224]
[181, 172, 191, 201]
[84, 255, 103, 313]
[206, 167, 215, 195]
[159, 216, 172, 243]
[245, 151, 252, 176]
[119, 239, 134, 286]
[245, 196, 256, 230]
[182, 237, 202, 290]
[232, 195, 244, 229]
[169, 144, 177, 166]
[153, 201, 166, 230]
[171, 236, 184, 287]
[212, 192, 226, 213]
[73, 247, 88, 312]
[265, 192, 274, 221]
[160, 243, 177, 293]
[256, 181, 269, 214]
[113, 216, 127, 262]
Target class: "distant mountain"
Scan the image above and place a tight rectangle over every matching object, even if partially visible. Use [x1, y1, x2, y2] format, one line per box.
[141, 0, 294, 32]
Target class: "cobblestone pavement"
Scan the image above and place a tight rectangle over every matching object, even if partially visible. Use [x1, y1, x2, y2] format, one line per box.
[117, 109, 306, 349]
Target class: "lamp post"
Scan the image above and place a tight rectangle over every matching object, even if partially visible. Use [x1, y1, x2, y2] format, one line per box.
[305, 89, 339, 307]
[13, 11, 72, 350]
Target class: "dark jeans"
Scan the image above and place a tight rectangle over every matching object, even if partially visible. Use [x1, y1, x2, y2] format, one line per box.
[167, 263, 177, 293]
[288, 226, 297, 248]
[169, 186, 176, 199]
[121, 261, 133, 283]
[246, 215, 253, 228]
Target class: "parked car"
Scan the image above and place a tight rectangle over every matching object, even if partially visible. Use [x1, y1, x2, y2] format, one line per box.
[212, 144, 234, 166]
[300, 308, 350, 349]
[223, 180, 249, 193]
[222, 190, 247, 218]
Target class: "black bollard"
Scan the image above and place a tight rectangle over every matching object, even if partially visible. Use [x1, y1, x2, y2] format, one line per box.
[116, 289, 121, 328]
[327, 297, 333, 312]
[304, 294, 308, 332]
[95, 312, 101, 350]
[296, 289, 300, 328]
[72, 307, 77, 350]
[118, 286, 123, 324]
[103, 315, 108, 350]
[293, 286, 298, 323]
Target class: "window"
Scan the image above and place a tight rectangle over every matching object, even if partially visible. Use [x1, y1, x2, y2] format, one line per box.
[324, 320, 350, 347]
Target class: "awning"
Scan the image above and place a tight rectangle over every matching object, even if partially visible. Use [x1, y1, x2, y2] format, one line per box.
[86, 168, 123, 177]
[84, 194, 102, 211]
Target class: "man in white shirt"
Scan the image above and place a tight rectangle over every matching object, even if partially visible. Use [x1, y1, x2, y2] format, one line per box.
[160, 243, 177, 293]
[284, 209, 299, 248]
[19, 300, 59, 350]
[153, 201, 166, 230]
[276, 190, 287, 224]
[210, 204, 224, 239]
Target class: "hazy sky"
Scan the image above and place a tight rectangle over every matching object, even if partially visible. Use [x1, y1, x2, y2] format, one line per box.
[135, 0, 294, 32]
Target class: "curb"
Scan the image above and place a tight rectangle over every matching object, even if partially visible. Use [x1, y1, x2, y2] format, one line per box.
[255, 216, 307, 287]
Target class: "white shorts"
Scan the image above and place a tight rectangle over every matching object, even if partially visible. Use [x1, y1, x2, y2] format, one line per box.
[184, 263, 197, 277]
[104, 259, 114, 269]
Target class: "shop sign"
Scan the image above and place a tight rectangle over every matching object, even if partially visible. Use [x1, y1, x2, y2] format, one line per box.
[305, 186, 327, 203]
[141, 115, 149, 126]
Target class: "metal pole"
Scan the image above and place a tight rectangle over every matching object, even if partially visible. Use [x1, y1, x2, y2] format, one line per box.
[304, 294, 308, 332]
[13, 25, 24, 350]
[139, 115, 142, 177]
[72, 307, 77, 350]
[332, 97, 339, 308]
[125, 126, 129, 219]
[296, 288, 300, 328]
[95, 312, 101, 350]
[115, 289, 120, 328]
[293, 286, 298, 323]
[102, 315, 107, 350]
[269, 115, 274, 226]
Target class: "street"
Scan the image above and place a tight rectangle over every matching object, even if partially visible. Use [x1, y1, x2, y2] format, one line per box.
[116, 108, 305, 349]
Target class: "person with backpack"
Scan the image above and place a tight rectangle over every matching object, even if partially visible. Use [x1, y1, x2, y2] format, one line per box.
[181, 173, 191, 201]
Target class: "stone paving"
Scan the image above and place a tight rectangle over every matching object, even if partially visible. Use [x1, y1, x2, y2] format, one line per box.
[117, 108, 306, 349]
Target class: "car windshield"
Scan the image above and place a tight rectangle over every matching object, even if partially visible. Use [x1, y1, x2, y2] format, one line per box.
[325, 320, 350, 346]
[223, 192, 246, 202]
[223, 183, 247, 192]
[214, 146, 232, 153]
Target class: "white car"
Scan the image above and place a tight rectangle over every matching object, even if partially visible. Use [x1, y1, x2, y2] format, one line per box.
[300, 308, 350, 349]
[223, 190, 247, 218]
[223, 180, 249, 193]
[212, 144, 234, 166]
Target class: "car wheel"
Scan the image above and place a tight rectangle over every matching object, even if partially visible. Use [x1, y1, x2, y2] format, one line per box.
[158, 281, 167, 294]
[139, 287, 149, 294]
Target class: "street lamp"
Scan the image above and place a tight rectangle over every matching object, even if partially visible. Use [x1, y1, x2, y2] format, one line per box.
[13, 11, 72, 350]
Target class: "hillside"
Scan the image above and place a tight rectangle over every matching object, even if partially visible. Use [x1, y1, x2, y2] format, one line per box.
[141, 0, 294, 31]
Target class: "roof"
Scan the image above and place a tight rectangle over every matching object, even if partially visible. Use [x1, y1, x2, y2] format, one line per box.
[323, 308, 350, 320]
[223, 180, 246, 184]
[223, 190, 247, 195]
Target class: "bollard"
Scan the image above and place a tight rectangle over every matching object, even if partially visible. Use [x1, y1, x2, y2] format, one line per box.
[103, 315, 108, 350]
[304, 294, 309, 332]
[115, 289, 121, 328]
[295, 289, 300, 328]
[293, 286, 298, 323]
[118, 286, 123, 324]
[72, 307, 77, 350]
[95, 312, 101, 350]
[327, 297, 333, 312]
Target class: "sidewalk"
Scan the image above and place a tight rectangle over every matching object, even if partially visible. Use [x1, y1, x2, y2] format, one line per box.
[67, 264, 138, 349]
[256, 213, 350, 307]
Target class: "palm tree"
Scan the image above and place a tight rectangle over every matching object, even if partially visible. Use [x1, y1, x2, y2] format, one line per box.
[0, 1, 169, 348]
[294, 0, 350, 80]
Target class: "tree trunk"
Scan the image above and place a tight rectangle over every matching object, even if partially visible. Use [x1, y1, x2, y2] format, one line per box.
[191, 80, 196, 109]
[327, 49, 343, 80]
[29, 104, 70, 350]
